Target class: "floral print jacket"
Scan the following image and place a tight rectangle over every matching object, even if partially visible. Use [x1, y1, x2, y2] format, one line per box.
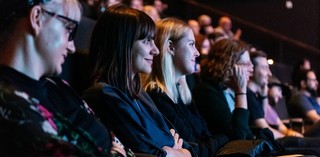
[0, 80, 110, 157]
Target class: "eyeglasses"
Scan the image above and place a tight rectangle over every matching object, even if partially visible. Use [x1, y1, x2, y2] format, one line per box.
[41, 8, 78, 41]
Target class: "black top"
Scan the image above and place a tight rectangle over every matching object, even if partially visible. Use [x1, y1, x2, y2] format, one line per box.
[247, 88, 265, 125]
[0, 65, 112, 154]
[83, 83, 195, 157]
[147, 86, 228, 157]
[193, 79, 254, 140]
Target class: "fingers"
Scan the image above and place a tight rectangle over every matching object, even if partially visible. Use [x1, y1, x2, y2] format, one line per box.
[111, 141, 127, 157]
[178, 138, 183, 147]
[170, 129, 175, 137]
[170, 129, 183, 149]
[233, 64, 249, 92]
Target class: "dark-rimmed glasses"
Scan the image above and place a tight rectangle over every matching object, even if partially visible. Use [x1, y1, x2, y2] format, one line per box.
[42, 8, 78, 41]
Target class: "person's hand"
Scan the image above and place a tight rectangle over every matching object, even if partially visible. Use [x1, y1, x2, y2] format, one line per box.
[232, 64, 248, 93]
[286, 129, 304, 137]
[170, 129, 183, 149]
[258, 83, 268, 98]
[111, 137, 127, 157]
[162, 146, 191, 157]
[162, 129, 191, 157]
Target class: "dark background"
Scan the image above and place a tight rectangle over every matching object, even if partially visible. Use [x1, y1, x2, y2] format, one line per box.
[164, 0, 320, 83]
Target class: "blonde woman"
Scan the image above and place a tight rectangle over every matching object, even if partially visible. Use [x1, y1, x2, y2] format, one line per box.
[143, 18, 228, 157]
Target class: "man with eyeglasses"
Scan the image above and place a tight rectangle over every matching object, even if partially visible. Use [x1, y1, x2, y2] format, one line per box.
[0, 0, 127, 156]
[289, 69, 320, 125]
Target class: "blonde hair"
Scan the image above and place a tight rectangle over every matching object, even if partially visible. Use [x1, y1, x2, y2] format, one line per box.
[144, 17, 192, 105]
[44, 0, 82, 21]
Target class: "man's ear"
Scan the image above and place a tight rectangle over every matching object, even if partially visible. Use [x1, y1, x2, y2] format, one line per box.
[29, 6, 43, 36]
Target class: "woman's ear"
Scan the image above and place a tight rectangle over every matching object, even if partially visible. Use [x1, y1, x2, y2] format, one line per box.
[168, 40, 175, 56]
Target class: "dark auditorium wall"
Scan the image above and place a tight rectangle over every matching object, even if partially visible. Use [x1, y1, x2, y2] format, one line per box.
[198, 0, 320, 49]
[166, 0, 320, 83]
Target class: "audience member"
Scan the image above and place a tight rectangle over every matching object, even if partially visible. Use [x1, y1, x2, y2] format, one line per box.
[247, 50, 288, 139]
[207, 32, 227, 45]
[264, 76, 304, 138]
[188, 19, 201, 36]
[122, 0, 143, 10]
[83, 5, 193, 157]
[194, 34, 210, 74]
[291, 58, 311, 92]
[214, 16, 241, 40]
[143, 17, 228, 157]
[193, 39, 254, 140]
[79, 0, 99, 19]
[0, 0, 127, 156]
[288, 69, 320, 124]
[153, 0, 168, 18]
[198, 14, 214, 35]
[247, 50, 320, 155]
[143, 5, 161, 22]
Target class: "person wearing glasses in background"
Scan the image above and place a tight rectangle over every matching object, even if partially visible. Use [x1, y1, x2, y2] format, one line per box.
[193, 39, 254, 141]
[0, 0, 129, 156]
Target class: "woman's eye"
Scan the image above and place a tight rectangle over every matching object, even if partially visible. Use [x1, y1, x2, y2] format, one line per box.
[144, 39, 151, 44]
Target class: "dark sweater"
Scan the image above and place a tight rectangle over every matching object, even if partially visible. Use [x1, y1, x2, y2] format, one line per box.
[193, 79, 254, 140]
[147, 87, 228, 157]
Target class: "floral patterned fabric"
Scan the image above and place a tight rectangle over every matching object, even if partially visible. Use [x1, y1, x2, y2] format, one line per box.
[0, 79, 110, 156]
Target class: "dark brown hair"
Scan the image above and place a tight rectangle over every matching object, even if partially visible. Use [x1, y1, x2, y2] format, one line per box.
[90, 4, 155, 97]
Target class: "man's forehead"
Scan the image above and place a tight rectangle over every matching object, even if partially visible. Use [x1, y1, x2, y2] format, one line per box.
[307, 71, 316, 78]
[255, 57, 268, 66]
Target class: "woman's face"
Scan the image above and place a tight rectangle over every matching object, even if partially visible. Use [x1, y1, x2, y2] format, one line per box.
[173, 29, 200, 76]
[235, 51, 253, 81]
[132, 37, 159, 76]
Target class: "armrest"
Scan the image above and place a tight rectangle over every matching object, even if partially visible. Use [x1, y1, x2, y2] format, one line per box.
[289, 118, 305, 134]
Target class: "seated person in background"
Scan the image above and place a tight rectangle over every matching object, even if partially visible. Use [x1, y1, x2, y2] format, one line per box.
[247, 50, 303, 139]
[143, 17, 228, 157]
[83, 5, 193, 157]
[153, 0, 168, 19]
[197, 14, 214, 35]
[122, 0, 143, 10]
[265, 76, 304, 137]
[143, 5, 161, 22]
[193, 39, 254, 140]
[214, 16, 242, 40]
[0, 0, 126, 156]
[247, 51, 320, 156]
[207, 32, 227, 46]
[288, 69, 320, 124]
[291, 58, 311, 92]
[188, 19, 201, 36]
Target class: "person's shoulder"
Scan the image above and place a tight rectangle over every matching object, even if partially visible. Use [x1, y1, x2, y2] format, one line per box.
[0, 79, 57, 134]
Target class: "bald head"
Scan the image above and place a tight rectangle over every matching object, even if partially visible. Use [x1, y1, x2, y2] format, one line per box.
[218, 16, 232, 31]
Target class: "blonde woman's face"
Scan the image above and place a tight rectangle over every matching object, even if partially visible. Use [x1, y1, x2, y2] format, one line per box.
[173, 29, 200, 75]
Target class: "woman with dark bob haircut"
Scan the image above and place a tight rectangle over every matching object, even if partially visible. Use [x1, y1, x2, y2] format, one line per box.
[193, 39, 254, 140]
[83, 4, 193, 157]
